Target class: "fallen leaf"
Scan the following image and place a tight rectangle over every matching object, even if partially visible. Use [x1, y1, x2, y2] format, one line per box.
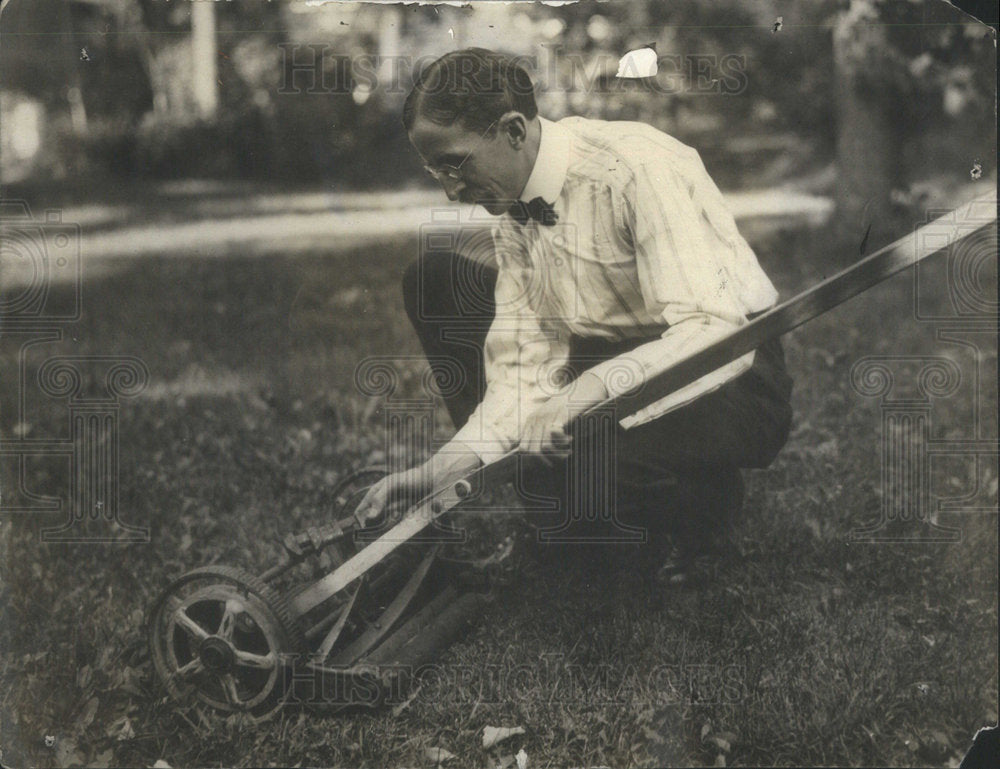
[714, 754, 726, 767]
[77, 665, 92, 690]
[515, 748, 529, 769]
[105, 718, 124, 739]
[930, 730, 951, 747]
[483, 725, 525, 750]
[75, 696, 99, 733]
[117, 717, 135, 741]
[707, 736, 731, 753]
[700, 722, 712, 740]
[152, 761, 172, 769]
[425, 746, 456, 764]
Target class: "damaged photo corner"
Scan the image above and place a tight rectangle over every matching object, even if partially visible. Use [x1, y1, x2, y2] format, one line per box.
[0, 0, 996, 767]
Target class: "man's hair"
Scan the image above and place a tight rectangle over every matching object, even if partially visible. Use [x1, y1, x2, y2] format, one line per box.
[402, 48, 538, 135]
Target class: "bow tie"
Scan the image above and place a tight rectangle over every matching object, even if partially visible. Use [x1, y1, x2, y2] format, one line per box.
[509, 197, 558, 226]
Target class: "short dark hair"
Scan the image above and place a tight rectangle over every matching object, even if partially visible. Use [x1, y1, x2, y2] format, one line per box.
[402, 48, 538, 135]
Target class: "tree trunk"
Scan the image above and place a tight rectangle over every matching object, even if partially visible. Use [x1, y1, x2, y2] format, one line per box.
[190, 1, 218, 119]
[832, 0, 904, 254]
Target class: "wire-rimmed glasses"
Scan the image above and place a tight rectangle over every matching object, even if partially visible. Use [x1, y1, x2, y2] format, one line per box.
[422, 120, 499, 183]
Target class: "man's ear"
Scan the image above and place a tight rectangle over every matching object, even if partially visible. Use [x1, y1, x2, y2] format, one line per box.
[497, 111, 528, 149]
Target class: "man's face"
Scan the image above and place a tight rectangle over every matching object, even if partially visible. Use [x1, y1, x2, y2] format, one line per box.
[408, 116, 525, 216]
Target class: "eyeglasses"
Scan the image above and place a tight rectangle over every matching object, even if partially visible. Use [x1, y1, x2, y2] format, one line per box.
[422, 120, 498, 183]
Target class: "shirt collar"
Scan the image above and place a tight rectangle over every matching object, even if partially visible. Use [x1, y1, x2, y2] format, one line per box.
[517, 116, 571, 204]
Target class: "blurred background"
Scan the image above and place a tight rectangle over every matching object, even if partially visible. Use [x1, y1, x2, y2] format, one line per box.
[0, 0, 995, 245]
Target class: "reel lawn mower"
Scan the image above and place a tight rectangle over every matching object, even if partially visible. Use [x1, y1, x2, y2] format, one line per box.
[147, 465, 517, 722]
[147, 194, 994, 722]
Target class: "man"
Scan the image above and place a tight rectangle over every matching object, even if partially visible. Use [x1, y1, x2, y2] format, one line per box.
[358, 48, 792, 576]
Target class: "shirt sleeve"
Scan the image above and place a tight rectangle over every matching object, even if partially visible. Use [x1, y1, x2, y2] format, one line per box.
[587, 156, 758, 428]
[450, 222, 570, 462]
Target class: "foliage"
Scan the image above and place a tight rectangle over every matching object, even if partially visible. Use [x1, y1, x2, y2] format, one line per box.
[0, 218, 995, 768]
[835, 0, 995, 166]
[3, 0, 992, 190]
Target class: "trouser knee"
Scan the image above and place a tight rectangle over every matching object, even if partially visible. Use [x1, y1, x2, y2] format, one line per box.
[402, 251, 454, 329]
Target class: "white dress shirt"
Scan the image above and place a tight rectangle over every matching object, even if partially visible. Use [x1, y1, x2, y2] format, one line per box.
[451, 115, 779, 462]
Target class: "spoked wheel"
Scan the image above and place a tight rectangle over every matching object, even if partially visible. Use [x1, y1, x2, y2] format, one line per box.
[148, 566, 305, 722]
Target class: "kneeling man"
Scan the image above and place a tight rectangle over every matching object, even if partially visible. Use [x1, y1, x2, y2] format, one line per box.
[359, 48, 792, 576]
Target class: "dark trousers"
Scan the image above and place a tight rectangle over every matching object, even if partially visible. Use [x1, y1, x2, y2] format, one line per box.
[402, 251, 793, 552]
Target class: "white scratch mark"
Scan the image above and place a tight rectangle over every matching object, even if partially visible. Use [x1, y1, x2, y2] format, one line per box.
[616, 43, 658, 79]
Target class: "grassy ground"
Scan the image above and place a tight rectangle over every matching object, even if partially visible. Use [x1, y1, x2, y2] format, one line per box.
[0, 220, 996, 768]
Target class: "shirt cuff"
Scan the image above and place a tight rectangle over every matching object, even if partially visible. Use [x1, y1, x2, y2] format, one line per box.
[450, 417, 515, 464]
[587, 355, 649, 400]
[617, 350, 756, 427]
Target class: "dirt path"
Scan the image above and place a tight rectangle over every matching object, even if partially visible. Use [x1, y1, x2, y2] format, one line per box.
[69, 188, 833, 260]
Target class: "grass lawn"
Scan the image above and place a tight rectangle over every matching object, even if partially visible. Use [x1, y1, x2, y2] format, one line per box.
[0, 220, 996, 768]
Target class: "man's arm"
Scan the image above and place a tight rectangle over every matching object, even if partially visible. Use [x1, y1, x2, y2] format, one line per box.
[356, 227, 569, 519]
[449, 225, 572, 459]
[586, 156, 767, 424]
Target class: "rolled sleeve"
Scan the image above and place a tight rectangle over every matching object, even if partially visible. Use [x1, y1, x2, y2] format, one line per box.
[587, 158, 757, 422]
[451, 226, 569, 461]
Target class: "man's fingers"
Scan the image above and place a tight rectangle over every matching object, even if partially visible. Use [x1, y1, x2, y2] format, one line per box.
[550, 428, 572, 449]
[541, 427, 570, 453]
[520, 425, 571, 461]
[355, 482, 386, 521]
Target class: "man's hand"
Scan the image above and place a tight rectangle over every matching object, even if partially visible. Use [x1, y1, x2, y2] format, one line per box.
[351, 448, 483, 526]
[353, 467, 432, 526]
[520, 371, 609, 454]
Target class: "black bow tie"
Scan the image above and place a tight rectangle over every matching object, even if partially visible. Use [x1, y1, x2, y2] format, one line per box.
[509, 197, 558, 226]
